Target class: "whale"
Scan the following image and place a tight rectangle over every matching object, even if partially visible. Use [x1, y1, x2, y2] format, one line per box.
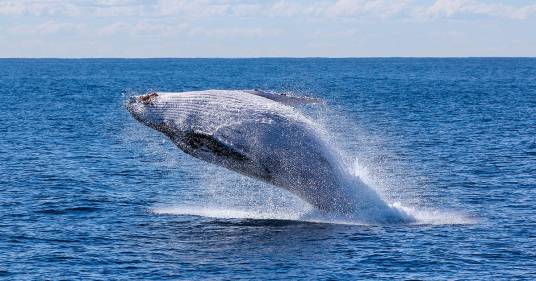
[126, 90, 413, 223]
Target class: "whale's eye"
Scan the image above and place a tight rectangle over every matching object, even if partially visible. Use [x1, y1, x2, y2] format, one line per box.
[139, 92, 158, 105]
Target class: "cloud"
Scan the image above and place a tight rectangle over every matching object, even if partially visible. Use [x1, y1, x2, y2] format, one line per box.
[97, 22, 129, 36]
[229, 3, 264, 16]
[36, 20, 84, 34]
[8, 20, 85, 35]
[325, 0, 410, 18]
[269, 0, 327, 17]
[96, 20, 190, 38]
[0, 0, 80, 16]
[1, 0, 535, 20]
[423, 0, 536, 20]
[189, 26, 280, 38]
[156, 0, 536, 20]
[155, 0, 229, 17]
[95, 20, 277, 39]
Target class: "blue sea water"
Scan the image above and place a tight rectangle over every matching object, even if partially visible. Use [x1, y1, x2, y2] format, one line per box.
[1, 58, 535, 280]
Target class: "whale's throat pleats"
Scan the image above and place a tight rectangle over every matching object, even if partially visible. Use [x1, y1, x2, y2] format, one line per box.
[183, 131, 248, 162]
[173, 131, 274, 182]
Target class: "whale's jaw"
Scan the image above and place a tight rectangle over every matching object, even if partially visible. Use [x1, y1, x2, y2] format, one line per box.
[125, 96, 145, 123]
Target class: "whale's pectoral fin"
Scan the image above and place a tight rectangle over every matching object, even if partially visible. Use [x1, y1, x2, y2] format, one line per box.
[244, 90, 325, 106]
[183, 131, 249, 162]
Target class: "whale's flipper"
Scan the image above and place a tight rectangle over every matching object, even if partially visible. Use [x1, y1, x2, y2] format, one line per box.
[245, 90, 325, 106]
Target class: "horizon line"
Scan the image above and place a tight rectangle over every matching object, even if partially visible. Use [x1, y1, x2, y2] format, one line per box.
[1, 56, 536, 60]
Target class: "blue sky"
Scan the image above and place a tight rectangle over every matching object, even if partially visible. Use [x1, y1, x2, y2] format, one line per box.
[1, 0, 535, 57]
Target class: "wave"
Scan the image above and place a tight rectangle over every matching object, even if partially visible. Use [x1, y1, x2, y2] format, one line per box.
[151, 203, 474, 226]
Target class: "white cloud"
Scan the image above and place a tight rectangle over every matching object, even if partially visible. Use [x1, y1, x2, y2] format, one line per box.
[423, 0, 536, 20]
[36, 20, 83, 34]
[93, 0, 140, 6]
[1, 0, 535, 20]
[189, 26, 280, 38]
[0, 0, 80, 16]
[325, 0, 410, 18]
[9, 20, 84, 35]
[97, 22, 129, 36]
[155, 0, 229, 17]
[229, 3, 264, 17]
[269, 0, 327, 17]
[2, 0, 536, 57]
[96, 20, 189, 37]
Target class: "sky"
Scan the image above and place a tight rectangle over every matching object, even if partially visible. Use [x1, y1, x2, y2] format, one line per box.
[1, 0, 535, 57]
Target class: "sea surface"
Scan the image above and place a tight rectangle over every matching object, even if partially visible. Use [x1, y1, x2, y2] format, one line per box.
[1, 58, 535, 280]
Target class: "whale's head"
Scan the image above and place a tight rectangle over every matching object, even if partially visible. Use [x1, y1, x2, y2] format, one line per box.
[126, 92, 171, 132]
[126, 90, 254, 158]
[126, 91, 272, 179]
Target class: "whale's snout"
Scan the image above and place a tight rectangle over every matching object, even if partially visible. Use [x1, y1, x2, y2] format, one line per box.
[126, 92, 158, 108]
[126, 92, 158, 115]
[126, 92, 167, 130]
[138, 92, 158, 105]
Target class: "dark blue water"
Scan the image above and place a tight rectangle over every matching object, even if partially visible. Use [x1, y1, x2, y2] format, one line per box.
[1, 58, 535, 280]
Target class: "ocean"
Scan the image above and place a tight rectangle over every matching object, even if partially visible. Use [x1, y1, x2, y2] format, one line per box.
[1, 58, 535, 280]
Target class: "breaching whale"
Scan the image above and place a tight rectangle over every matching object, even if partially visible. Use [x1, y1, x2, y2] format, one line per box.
[126, 90, 412, 223]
